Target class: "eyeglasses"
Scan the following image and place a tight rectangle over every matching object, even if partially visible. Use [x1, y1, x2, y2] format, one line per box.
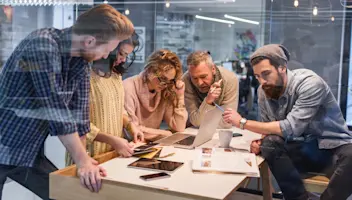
[155, 74, 176, 86]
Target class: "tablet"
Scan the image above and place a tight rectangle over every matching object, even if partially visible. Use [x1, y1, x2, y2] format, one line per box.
[127, 158, 184, 172]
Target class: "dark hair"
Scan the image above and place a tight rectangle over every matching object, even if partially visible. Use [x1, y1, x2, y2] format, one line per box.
[109, 31, 140, 74]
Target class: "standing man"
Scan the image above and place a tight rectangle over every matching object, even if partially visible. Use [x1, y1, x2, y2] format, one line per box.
[223, 44, 352, 200]
[0, 4, 134, 199]
[182, 51, 239, 128]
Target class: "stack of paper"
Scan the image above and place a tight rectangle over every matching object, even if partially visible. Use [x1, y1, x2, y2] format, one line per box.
[191, 147, 259, 177]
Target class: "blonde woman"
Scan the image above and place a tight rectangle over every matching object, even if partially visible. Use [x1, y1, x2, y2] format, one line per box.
[123, 49, 188, 141]
[66, 32, 143, 166]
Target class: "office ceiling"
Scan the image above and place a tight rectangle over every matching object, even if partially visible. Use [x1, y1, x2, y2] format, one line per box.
[163, 0, 264, 20]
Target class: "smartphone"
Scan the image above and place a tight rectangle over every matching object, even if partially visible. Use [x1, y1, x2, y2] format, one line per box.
[232, 132, 243, 137]
[134, 142, 158, 151]
[140, 172, 171, 181]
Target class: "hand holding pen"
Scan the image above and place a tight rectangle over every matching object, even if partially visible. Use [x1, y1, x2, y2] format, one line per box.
[206, 79, 222, 105]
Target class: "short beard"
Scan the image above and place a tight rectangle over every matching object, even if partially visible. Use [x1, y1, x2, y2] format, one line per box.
[80, 49, 95, 63]
[262, 73, 284, 99]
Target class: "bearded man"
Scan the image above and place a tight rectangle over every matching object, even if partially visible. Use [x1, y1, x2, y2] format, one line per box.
[222, 44, 352, 200]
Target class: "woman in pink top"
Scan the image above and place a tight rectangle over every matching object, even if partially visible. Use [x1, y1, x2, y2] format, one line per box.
[123, 49, 188, 141]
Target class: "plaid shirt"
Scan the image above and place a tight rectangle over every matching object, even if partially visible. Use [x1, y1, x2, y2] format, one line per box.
[0, 27, 90, 167]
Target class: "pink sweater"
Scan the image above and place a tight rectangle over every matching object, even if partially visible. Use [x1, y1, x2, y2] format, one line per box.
[123, 73, 188, 136]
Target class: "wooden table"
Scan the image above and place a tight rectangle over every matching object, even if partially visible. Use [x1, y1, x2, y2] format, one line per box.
[50, 127, 272, 200]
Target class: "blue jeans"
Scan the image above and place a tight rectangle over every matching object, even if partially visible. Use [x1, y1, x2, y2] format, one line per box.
[260, 135, 352, 200]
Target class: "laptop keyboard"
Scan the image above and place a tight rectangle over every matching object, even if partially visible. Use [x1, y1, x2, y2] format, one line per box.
[175, 136, 196, 146]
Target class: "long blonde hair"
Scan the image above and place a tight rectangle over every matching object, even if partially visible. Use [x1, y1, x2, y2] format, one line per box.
[143, 49, 183, 105]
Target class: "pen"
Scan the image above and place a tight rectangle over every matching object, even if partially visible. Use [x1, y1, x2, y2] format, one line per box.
[214, 103, 224, 112]
[209, 79, 223, 93]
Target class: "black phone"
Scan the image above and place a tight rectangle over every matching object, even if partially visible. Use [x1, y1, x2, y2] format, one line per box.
[232, 132, 243, 137]
[134, 143, 158, 151]
[140, 172, 171, 181]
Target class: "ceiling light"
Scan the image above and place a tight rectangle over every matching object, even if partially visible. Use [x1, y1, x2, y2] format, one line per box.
[103, 0, 108, 4]
[165, 1, 170, 8]
[224, 14, 259, 25]
[331, 16, 335, 21]
[313, 6, 318, 16]
[125, 9, 130, 15]
[294, 0, 298, 7]
[195, 15, 234, 25]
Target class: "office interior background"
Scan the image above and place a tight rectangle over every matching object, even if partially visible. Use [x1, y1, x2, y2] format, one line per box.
[1, 0, 352, 199]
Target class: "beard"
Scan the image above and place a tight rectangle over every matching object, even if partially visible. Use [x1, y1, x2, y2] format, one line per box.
[198, 85, 210, 93]
[80, 49, 96, 63]
[262, 73, 284, 99]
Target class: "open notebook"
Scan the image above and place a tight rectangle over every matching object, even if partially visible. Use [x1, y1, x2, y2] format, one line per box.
[191, 147, 260, 177]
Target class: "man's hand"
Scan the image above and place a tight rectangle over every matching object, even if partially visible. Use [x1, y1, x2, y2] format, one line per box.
[174, 80, 185, 97]
[77, 157, 107, 193]
[250, 139, 262, 155]
[59, 133, 107, 193]
[112, 137, 134, 157]
[130, 122, 144, 143]
[222, 108, 242, 127]
[206, 79, 222, 104]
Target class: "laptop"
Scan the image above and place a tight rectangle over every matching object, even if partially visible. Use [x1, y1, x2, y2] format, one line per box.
[154, 108, 223, 149]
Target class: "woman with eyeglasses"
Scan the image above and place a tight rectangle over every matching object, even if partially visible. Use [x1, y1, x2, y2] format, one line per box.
[123, 49, 188, 141]
[66, 32, 143, 166]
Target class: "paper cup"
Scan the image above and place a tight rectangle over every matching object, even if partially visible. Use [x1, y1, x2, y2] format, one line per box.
[219, 130, 233, 148]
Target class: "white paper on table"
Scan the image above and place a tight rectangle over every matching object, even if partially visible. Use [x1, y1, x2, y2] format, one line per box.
[159, 146, 176, 157]
[191, 148, 260, 177]
[230, 138, 251, 151]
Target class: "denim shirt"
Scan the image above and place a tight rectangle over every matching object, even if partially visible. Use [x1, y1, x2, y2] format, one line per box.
[258, 69, 352, 149]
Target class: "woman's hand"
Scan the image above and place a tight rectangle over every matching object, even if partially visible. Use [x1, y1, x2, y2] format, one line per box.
[130, 122, 145, 143]
[111, 137, 134, 157]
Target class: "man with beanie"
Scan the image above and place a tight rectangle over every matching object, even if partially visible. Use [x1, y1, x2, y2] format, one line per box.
[222, 44, 352, 200]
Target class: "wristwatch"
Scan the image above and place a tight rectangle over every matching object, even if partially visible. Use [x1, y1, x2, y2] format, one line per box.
[240, 118, 247, 130]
